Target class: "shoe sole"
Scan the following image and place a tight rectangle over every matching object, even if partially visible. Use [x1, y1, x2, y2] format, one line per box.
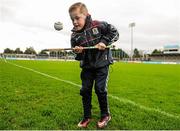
[97, 116, 111, 128]
[77, 119, 91, 128]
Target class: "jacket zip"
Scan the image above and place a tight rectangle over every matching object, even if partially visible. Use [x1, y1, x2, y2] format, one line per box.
[84, 30, 95, 67]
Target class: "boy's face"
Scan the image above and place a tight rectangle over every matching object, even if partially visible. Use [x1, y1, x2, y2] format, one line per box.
[70, 8, 86, 31]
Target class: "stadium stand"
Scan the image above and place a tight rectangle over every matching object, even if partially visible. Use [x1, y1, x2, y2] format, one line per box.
[150, 44, 180, 62]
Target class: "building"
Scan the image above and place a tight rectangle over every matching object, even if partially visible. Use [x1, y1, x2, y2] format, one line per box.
[163, 45, 180, 54]
[149, 44, 180, 62]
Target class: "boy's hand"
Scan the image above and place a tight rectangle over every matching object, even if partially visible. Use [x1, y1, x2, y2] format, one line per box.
[95, 42, 106, 50]
[73, 46, 84, 53]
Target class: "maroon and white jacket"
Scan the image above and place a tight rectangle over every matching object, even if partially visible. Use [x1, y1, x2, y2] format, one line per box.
[71, 15, 119, 69]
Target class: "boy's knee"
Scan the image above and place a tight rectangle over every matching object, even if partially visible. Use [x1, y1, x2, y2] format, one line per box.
[80, 87, 92, 96]
[95, 87, 107, 95]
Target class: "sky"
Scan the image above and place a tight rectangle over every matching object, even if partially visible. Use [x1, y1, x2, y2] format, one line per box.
[0, 0, 180, 53]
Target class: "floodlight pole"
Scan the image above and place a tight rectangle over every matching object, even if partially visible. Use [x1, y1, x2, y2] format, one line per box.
[129, 22, 135, 60]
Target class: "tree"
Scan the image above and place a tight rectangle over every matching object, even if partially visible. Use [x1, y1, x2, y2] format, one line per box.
[133, 48, 140, 58]
[14, 48, 23, 54]
[111, 48, 129, 59]
[152, 49, 162, 54]
[38, 50, 48, 56]
[3, 48, 14, 54]
[24, 47, 36, 54]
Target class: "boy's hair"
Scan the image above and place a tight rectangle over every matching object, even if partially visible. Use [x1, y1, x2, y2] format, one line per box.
[69, 2, 88, 15]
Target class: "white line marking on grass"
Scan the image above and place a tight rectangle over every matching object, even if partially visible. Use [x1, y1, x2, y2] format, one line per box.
[7, 61, 81, 88]
[7, 61, 180, 119]
[108, 95, 179, 119]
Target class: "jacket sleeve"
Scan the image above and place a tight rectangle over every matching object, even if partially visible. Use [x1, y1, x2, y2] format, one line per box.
[100, 21, 119, 46]
[70, 35, 84, 61]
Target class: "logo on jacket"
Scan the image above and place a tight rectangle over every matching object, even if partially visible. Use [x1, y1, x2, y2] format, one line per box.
[75, 36, 81, 41]
[92, 28, 99, 35]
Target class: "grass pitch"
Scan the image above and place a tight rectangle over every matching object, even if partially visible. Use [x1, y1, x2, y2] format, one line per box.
[0, 59, 180, 129]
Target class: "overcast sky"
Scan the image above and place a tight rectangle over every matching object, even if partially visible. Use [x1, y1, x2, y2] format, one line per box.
[0, 0, 180, 53]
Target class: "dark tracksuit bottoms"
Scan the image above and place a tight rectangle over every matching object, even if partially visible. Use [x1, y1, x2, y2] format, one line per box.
[80, 65, 110, 119]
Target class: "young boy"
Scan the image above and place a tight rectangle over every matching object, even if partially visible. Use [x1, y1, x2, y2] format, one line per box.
[69, 2, 119, 128]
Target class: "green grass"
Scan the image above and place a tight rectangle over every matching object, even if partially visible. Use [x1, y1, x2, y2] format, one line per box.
[0, 59, 180, 129]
